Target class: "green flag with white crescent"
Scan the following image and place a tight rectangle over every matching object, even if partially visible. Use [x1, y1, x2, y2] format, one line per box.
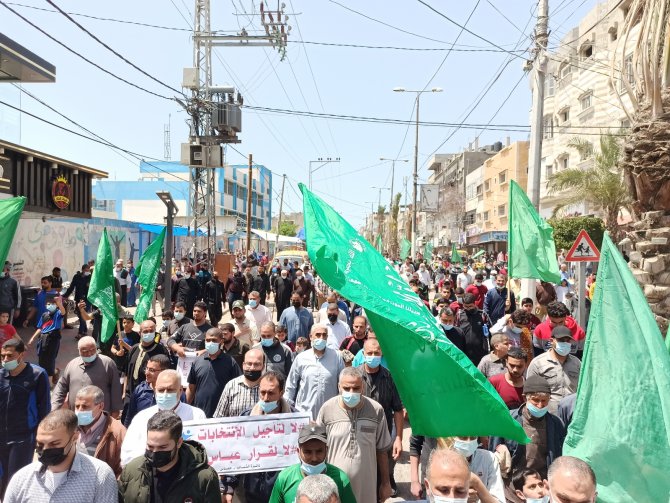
[87, 228, 118, 343]
[508, 180, 560, 282]
[563, 233, 670, 502]
[400, 238, 411, 259]
[133, 228, 166, 323]
[300, 183, 528, 442]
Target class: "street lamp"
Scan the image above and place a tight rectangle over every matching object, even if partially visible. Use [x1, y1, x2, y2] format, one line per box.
[393, 87, 443, 258]
[157, 191, 179, 311]
[379, 157, 409, 211]
[371, 186, 390, 237]
[308, 157, 341, 190]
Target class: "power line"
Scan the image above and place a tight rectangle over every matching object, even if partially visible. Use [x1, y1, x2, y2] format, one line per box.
[293, 40, 527, 52]
[45, 0, 184, 96]
[484, 0, 531, 39]
[0, 1, 175, 102]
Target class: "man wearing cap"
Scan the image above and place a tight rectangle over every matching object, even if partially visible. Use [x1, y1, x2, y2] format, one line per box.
[533, 301, 585, 356]
[489, 374, 566, 497]
[231, 299, 258, 347]
[270, 424, 357, 503]
[526, 325, 581, 414]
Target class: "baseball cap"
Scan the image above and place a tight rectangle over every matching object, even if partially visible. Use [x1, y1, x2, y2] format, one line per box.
[232, 300, 245, 310]
[551, 325, 575, 340]
[298, 424, 327, 444]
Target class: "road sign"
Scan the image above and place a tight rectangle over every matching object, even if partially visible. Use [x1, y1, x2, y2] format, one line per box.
[566, 229, 600, 262]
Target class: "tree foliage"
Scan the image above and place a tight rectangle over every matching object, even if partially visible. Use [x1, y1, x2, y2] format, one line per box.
[548, 216, 605, 253]
[278, 220, 298, 237]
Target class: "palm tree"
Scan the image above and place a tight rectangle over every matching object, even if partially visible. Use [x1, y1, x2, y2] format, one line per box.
[389, 193, 401, 258]
[547, 133, 632, 239]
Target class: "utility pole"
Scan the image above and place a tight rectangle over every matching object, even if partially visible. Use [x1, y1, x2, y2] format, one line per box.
[246, 154, 253, 254]
[274, 174, 286, 254]
[522, 0, 549, 301]
[164, 114, 171, 161]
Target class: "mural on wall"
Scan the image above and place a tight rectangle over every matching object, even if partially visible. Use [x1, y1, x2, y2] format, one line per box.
[6, 217, 179, 287]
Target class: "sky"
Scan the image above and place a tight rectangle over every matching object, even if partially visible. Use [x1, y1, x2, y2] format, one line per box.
[0, 0, 598, 227]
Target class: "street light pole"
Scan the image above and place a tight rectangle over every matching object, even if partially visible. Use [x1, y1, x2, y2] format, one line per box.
[393, 87, 442, 259]
[157, 191, 178, 311]
[308, 157, 341, 190]
[379, 157, 409, 212]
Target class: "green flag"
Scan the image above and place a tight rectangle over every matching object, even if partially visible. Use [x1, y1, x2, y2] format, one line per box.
[450, 243, 461, 264]
[666, 324, 670, 355]
[508, 180, 560, 283]
[300, 183, 528, 442]
[563, 233, 670, 502]
[375, 234, 383, 253]
[133, 228, 166, 323]
[0, 196, 26, 267]
[87, 228, 118, 343]
[400, 238, 411, 259]
[473, 249, 485, 259]
[423, 240, 433, 259]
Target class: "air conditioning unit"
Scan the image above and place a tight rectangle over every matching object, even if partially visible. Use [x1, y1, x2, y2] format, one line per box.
[181, 144, 222, 167]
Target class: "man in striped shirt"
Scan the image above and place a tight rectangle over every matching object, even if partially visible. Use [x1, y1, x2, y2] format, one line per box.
[213, 347, 264, 417]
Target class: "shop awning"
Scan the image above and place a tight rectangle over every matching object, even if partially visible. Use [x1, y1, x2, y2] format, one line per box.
[139, 223, 203, 236]
[250, 228, 303, 244]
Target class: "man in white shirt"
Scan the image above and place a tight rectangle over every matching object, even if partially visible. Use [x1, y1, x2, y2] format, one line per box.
[417, 263, 431, 287]
[456, 265, 473, 290]
[120, 369, 205, 466]
[324, 302, 351, 349]
[231, 300, 258, 347]
[245, 291, 272, 328]
[399, 257, 415, 281]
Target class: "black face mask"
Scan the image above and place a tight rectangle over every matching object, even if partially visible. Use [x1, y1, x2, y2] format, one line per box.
[37, 436, 75, 467]
[465, 308, 478, 314]
[244, 369, 262, 381]
[292, 301, 302, 309]
[327, 314, 338, 323]
[144, 446, 177, 469]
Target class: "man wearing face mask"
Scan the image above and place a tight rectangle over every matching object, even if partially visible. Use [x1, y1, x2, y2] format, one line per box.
[273, 268, 294, 321]
[167, 301, 212, 358]
[124, 320, 169, 404]
[323, 302, 351, 350]
[545, 456, 597, 503]
[458, 293, 490, 366]
[124, 355, 172, 427]
[118, 410, 220, 503]
[64, 263, 92, 338]
[489, 375, 566, 497]
[114, 259, 132, 307]
[0, 262, 20, 325]
[526, 327, 581, 414]
[532, 302, 585, 356]
[285, 325, 344, 419]
[4, 409, 118, 503]
[0, 339, 51, 496]
[280, 292, 314, 345]
[438, 307, 467, 354]
[24, 275, 57, 328]
[167, 302, 190, 337]
[27, 293, 66, 384]
[317, 367, 392, 503]
[294, 269, 314, 308]
[225, 265, 247, 312]
[203, 271, 225, 326]
[171, 266, 199, 318]
[360, 338, 404, 498]
[484, 274, 516, 326]
[421, 448, 473, 503]
[246, 290, 273, 328]
[465, 273, 488, 310]
[214, 348, 265, 418]
[74, 385, 126, 477]
[121, 369, 206, 466]
[270, 424, 357, 503]
[449, 287, 466, 323]
[51, 336, 123, 417]
[256, 321, 293, 377]
[512, 469, 549, 503]
[186, 327, 241, 417]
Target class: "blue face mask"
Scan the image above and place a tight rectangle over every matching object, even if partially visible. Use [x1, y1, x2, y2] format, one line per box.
[156, 392, 179, 410]
[205, 341, 220, 355]
[527, 403, 549, 418]
[46, 304, 57, 313]
[301, 460, 327, 476]
[141, 333, 155, 344]
[526, 497, 549, 503]
[554, 341, 572, 356]
[312, 338, 327, 351]
[76, 410, 95, 426]
[341, 391, 361, 408]
[81, 354, 97, 364]
[2, 358, 19, 371]
[249, 300, 258, 308]
[260, 338, 274, 348]
[441, 323, 454, 331]
[364, 355, 382, 368]
[258, 400, 278, 413]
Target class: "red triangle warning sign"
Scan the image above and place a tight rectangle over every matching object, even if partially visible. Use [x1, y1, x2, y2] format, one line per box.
[565, 229, 601, 262]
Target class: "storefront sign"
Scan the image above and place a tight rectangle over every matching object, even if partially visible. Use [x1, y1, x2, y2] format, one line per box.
[51, 174, 71, 209]
[183, 412, 311, 474]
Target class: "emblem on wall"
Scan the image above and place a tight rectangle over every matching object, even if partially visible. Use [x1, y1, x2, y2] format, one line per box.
[52, 174, 71, 210]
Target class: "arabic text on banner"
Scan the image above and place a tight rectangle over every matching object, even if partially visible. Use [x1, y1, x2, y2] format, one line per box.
[183, 412, 311, 474]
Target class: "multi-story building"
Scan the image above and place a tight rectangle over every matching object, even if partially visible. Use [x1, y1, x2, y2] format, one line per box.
[465, 141, 529, 252]
[93, 160, 272, 230]
[537, 0, 637, 219]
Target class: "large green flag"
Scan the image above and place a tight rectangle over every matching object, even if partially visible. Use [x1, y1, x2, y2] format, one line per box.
[300, 183, 528, 442]
[450, 243, 461, 264]
[423, 240, 433, 259]
[564, 233, 670, 502]
[133, 228, 166, 323]
[400, 238, 411, 259]
[508, 180, 560, 282]
[0, 196, 26, 267]
[87, 229, 118, 343]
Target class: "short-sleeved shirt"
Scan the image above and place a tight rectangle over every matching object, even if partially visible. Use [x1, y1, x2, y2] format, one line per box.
[168, 321, 212, 352]
[269, 463, 357, 503]
[38, 310, 63, 334]
[0, 323, 18, 345]
[526, 351, 581, 413]
[488, 373, 525, 409]
[317, 396, 392, 503]
[187, 352, 241, 417]
[477, 352, 507, 378]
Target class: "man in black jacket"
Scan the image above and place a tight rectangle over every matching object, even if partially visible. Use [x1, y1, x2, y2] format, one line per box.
[252, 265, 271, 305]
[458, 293, 490, 366]
[203, 272, 225, 326]
[172, 266, 199, 318]
[0, 262, 20, 324]
[64, 263, 91, 338]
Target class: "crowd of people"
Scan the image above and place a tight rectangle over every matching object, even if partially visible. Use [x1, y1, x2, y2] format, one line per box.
[0, 248, 598, 502]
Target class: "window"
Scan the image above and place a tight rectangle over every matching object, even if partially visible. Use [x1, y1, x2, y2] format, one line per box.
[543, 116, 554, 139]
[224, 179, 234, 195]
[546, 164, 553, 179]
[580, 43, 593, 60]
[466, 183, 475, 199]
[239, 187, 247, 200]
[621, 119, 631, 129]
[483, 211, 490, 221]
[545, 76, 555, 97]
[484, 179, 491, 192]
[560, 62, 572, 79]
[580, 92, 593, 111]
[92, 199, 116, 212]
[558, 107, 570, 123]
[561, 156, 569, 170]
[476, 184, 483, 196]
[499, 171, 507, 184]
[498, 204, 506, 217]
